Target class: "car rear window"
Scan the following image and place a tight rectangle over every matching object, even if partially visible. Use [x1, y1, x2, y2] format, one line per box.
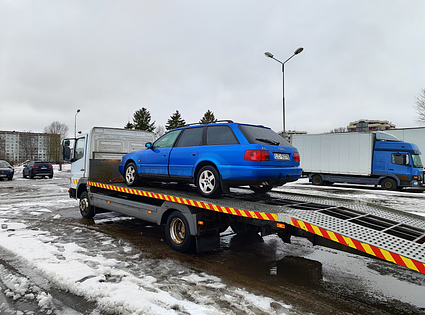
[34, 162, 52, 167]
[238, 125, 291, 146]
[206, 126, 239, 145]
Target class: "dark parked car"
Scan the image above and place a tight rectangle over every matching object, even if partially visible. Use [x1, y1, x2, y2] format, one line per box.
[0, 160, 14, 180]
[23, 161, 54, 179]
[119, 121, 302, 198]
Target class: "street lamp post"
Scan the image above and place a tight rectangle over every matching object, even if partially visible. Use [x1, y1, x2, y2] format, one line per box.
[265, 47, 304, 133]
[74, 109, 81, 139]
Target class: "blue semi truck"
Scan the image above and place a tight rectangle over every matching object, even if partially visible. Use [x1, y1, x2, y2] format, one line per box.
[291, 131, 424, 190]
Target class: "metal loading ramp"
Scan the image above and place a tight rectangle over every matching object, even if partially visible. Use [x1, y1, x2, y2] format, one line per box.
[88, 181, 425, 275]
[265, 192, 425, 275]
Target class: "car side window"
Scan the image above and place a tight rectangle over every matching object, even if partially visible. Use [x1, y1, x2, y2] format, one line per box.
[175, 128, 203, 147]
[153, 130, 182, 149]
[206, 126, 239, 145]
[74, 137, 86, 161]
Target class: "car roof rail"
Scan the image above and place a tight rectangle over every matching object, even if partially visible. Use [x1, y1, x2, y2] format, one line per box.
[182, 120, 234, 127]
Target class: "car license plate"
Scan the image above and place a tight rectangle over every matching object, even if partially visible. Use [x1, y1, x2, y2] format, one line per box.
[41, 167, 47, 169]
[274, 153, 290, 160]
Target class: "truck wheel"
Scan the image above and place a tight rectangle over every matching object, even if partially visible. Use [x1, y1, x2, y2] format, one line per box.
[311, 175, 324, 186]
[79, 191, 95, 219]
[196, 165, 222, 198]
[165, 211, 194, 252]
[381, 178, 397, 191]
[250, 185, 273, 194]
[124, 162, 139, 186]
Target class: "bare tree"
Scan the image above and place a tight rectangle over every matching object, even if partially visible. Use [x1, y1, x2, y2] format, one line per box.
[154, 125, 166, 139]
[44, 121, 69, 169]
[414, 88, 425, 126]
[19, 132, 37, 161]
[330, 127, 348, 133]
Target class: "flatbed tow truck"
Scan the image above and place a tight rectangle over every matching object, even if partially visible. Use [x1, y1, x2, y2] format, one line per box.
[64, 127, 425, 276]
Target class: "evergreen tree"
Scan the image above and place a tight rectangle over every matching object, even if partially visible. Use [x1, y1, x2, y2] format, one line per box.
[131, 108, 156, 132]
[199, 110, 217, 124]
[124, 121, 134, 129]
[166, 110, 186, 130]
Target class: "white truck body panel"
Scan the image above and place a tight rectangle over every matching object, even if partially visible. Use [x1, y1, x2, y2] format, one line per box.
[292, 133, 374, 176]
[70, 127, 154, 190]
[385, 127, 425, 155]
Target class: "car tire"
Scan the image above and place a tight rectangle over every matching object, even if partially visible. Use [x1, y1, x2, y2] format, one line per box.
[249, 185, 273, 194]
[124, 162, 139, 186]
[165, 211, 194, 253]
[196, 165, 222, 198]
[29, 174, 34, 179]
[49, 175, 53, 179]
[381, 178, 397, 191]
[311, 174, 324, 186]
[79, 191, 95, 219]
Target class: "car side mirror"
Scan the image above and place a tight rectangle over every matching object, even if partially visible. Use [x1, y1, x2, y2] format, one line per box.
[145, 142, 153, 149]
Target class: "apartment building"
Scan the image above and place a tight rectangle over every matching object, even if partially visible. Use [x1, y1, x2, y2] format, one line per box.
[0, 131, 60, 164]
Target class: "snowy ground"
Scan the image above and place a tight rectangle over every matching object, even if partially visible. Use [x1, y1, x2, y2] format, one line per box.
[0, 167, 425, 314]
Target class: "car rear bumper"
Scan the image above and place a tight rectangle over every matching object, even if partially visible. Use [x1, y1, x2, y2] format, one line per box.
[219, 165, 302, 185]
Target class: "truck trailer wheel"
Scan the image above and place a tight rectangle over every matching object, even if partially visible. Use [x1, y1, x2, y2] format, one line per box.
[311, 175, 324, 186]
[165, 211, 194, 252]
[381, 178, 397, 191]
[79, 191, 95, 219]
[124, 162, 139, 186]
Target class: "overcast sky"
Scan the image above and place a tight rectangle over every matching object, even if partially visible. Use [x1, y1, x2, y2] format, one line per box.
[1, 0, 424, 136]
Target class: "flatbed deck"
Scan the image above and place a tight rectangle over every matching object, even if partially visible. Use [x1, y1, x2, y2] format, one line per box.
[88, 180, 425, 274]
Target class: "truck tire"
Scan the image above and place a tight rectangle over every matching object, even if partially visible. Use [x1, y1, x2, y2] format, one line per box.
[381, 178, 397, 191]
[250, 185, 273, 194]
[311, 174, 324, 186]
[196, 165, 222, 198]
[79, 191, 95, 219]
[124, 162, 139, 186]
[165, 211, 194, 252]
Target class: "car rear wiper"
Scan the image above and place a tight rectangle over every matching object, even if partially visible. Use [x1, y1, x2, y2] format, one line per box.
[255, 138, 280, 145]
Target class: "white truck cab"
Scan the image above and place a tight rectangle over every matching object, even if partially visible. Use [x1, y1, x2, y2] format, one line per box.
[63, 127, 154, 199]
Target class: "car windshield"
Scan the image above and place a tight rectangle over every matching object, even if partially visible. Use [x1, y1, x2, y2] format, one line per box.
[238, 125, 291, 146]
[0, 162, 9, 168]
[412, 154, 423, 168]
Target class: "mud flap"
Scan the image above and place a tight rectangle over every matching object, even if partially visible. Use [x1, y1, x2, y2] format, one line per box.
[195, 233, 220, 253]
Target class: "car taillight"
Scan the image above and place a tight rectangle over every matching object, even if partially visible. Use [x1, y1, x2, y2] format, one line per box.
[32, 166, 38, 169]
[244, 150, 270, 161]
[294, 152, 300, 162]
[49, 165, 53, 168]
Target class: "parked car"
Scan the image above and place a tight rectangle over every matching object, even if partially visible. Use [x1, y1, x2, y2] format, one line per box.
[119, 121, 302, 198]
[0, 160, 14, 180]
[23, 161, 54, 179]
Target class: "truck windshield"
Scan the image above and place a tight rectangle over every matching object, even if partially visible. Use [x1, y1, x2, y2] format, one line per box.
[412, 154, 423, 168]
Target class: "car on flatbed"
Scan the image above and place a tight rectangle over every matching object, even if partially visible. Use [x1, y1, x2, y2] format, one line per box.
[23, 161, 54, 179]
[119, 121, 302, 197]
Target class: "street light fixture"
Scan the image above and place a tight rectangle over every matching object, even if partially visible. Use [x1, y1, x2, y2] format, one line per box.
[265, 47, 304, 133]
[74, 109, 81, 139]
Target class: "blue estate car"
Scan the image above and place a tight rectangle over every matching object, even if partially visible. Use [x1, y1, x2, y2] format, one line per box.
[119, 121, 302, 198]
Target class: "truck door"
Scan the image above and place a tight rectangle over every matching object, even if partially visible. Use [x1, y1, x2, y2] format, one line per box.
[70, 136, 87, 191]
[389, 152, 412, 181]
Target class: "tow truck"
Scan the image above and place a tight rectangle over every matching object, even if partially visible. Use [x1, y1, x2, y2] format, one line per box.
[63, 127, 425, 275]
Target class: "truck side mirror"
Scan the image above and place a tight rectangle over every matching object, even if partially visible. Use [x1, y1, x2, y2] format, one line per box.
[63, 146, 71, 160]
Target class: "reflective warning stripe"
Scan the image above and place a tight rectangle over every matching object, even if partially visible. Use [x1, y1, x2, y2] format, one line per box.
[87, 181, 278, 222]
[290, 218, 425, 275]
[70, 178, 78, 185]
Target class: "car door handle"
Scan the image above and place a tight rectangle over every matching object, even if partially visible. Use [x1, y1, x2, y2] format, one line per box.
[80, 168, 85, 171]
[192, 153, 197, 156]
